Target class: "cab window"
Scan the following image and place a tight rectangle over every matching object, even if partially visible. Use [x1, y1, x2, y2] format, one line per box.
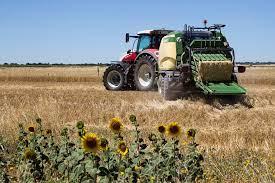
[137, 35, 151, 52]
[151, 35, 163, 49]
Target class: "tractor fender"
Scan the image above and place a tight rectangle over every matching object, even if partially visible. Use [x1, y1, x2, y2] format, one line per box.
[135, 49, 159, 62]
[135, 49, 159, 73]
[110, 61, 131, 71]
[110, 61, 134, 76]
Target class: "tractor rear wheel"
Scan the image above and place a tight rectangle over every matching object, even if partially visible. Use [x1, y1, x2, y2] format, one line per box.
[103, 64, 125, 90]
[134, 55, 156, 91]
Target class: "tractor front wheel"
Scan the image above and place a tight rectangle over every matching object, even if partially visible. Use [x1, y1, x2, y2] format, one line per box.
[134, 55, 156, 91]
[103, 64, 125, 90]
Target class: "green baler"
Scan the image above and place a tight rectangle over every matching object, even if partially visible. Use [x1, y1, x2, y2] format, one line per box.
[158, 24, 246, 100]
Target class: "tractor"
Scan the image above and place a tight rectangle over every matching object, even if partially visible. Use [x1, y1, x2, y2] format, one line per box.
[103, 23, 247, 100]
[103, 29, 172, 91]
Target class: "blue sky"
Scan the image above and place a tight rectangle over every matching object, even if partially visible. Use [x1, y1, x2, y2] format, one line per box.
[0, 0, 274, 63]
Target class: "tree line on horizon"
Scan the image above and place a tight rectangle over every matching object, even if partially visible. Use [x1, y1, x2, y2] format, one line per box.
[0, 61, 275, 67]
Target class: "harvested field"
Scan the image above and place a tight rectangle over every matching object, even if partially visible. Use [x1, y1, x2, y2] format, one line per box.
[0, 66, 274, 182]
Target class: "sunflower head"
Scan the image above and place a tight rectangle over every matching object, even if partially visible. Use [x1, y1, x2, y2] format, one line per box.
[36, 118, 42, 124]
[76, 121, 85, 130]
[180, 167, 188, 174]
[157, 124, 166, 134]
[109, 117, 123, 133]
[61, 128, 68, 136]
[148, 133, 157, 142]
[186, 128, 196, 139]
[81, 133, 100, 153]
[100, 138, 109, 150]
[167, 122, 181, 137]
[117, 141, 128, 156]
[150, 176, 156, 182]
[28, 126, 35, 133]
[24, 148, 36, 160]
[46, 129, 52, 135]
[129, 114, 137, 123]
[133, 165, 141, 172]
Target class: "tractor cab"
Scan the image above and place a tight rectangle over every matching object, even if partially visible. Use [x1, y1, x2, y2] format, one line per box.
[123, 30, 172, 62]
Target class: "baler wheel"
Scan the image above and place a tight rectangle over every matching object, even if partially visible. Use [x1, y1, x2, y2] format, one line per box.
[231, 73, 238, 83]
[134, 55, 156, 91]
[159, 77, 178, 100]
[103, 64, 125, 90]
[159, 76, 193, 100]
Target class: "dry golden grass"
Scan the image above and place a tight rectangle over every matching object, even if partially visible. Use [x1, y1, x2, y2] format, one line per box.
[0, 66, 274, 182]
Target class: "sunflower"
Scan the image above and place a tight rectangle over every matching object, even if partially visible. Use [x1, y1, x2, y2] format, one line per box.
[157, 124, 166, 134]
[182, 140, 188, 146]
[100, 138, 109, 151]
[76, 121, 84, 129]
[36, 118, 42, 124]
[186, 128, 196, 139]
[24, 148, 36, 160]
[117, 141, 128, 156]
[109, 117, 123, 133]
[129, 114, 137, 123]
[166, 122, 181, 137]
[46, 129, 52, 135]
[150, 176, 155, 183]
[28, 125, 35, 133]
[134, 165, 141, 172]
[81, 133, 100, 153]
[180, 167, 188, 174]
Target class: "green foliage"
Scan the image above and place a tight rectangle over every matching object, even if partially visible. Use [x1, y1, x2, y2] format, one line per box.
[0, 136, 9, 183]
[9, 115, 205, 182]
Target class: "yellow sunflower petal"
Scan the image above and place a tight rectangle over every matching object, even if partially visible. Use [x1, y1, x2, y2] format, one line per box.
[27, 125, 35, 133]
[81, 133, 100, 153]
[166, 122, 181, 137]
[117, 141, 128, 156]
[109, 117, 123, 133]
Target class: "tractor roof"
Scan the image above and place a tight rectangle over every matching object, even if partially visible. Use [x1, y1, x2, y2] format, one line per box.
[137, 29, 173, 35]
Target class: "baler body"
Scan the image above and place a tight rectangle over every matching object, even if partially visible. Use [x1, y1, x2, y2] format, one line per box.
[158, 26, 246, 98]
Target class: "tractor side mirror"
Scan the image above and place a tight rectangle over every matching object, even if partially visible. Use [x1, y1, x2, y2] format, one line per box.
[126, 33, 130, 43]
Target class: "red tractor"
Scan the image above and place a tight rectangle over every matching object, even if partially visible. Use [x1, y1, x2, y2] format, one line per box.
[103, 29, 172, 91]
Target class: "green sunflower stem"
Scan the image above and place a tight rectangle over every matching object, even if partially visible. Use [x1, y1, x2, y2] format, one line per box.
[135, 124, 140, 157]
[173, 138, 177, 180]
[92, 154, 97, 183]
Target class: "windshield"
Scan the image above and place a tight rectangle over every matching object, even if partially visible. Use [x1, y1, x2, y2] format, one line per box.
[137, 35, 151, 52]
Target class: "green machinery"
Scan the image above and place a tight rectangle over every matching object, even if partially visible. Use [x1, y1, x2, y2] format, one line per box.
[158, 24, 246, 100]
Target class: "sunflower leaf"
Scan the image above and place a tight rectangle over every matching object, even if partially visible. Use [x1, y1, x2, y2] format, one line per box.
[97, 167, 109, 176]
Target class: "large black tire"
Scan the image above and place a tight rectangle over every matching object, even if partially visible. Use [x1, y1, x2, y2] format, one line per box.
[134, 54, 156, 91]
[103, 64, 125, 91]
